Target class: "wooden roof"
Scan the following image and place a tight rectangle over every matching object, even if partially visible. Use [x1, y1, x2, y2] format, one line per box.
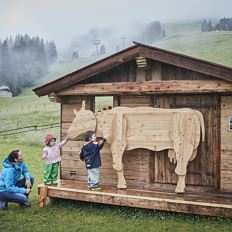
[33, 42, 232, 97]
[0, 86, 12, 92]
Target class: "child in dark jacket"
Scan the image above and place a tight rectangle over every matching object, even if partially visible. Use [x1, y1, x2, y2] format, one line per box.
[80, 131, 107, 191]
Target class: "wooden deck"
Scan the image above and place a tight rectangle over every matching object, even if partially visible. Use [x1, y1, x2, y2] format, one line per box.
[38, 180, 232, 218]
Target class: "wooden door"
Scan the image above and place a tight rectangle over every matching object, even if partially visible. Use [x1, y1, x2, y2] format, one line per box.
[151, 94, 220, 187]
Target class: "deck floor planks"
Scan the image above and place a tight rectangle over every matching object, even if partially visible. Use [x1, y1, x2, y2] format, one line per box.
[38, 179, 232, 217]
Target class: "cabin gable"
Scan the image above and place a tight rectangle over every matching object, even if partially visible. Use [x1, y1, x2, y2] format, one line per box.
[33, 42, 232, 97]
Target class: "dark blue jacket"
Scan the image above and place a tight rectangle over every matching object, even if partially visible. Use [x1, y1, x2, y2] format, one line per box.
[80, 139, 106, 169]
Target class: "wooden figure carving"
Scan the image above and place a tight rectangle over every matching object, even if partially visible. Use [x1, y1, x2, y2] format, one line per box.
[67, 101, 205, 193]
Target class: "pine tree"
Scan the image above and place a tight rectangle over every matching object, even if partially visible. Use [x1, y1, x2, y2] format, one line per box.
[46, 41, 57, 64]
[100, 45, 106, 55]
[144, 21, 162, 43]
[0, 34, 57, 95]
[162, 30, 166, 37]
[201, 20, 208, 32]
[72, 51, 79, 59]
[207, 20, 213, 31]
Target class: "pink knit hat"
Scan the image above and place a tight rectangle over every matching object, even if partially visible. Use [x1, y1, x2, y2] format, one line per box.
[44, 134, 56, 145]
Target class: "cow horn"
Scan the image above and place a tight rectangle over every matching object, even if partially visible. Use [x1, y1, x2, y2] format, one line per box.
[81, 100, 86, 110]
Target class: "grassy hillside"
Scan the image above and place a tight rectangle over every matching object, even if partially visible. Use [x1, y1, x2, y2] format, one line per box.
[38, 57, 98, 85]
[154, 21, 232, 67]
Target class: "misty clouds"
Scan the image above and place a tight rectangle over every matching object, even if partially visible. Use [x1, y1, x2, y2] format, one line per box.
[0, 0, 231, 48]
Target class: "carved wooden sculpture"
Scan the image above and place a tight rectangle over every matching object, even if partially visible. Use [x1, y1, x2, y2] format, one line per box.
[67, 101, 205, 193]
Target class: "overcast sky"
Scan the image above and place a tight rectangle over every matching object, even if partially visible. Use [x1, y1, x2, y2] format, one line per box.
[0, 0, 231, 48]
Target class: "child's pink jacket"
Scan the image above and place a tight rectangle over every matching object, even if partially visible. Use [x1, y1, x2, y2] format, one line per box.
[42, 138, 68, 164]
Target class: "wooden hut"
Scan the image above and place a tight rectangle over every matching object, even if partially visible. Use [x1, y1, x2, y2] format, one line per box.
[34, 42, 232, 217]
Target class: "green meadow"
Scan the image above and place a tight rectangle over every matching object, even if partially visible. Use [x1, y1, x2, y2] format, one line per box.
[0, 21, 232, 231]
[155, 21, 232, 67]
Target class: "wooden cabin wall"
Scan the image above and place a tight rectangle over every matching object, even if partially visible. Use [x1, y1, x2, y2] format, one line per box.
[59, 59, 221, 190]
[59, 95, 220, 190]
[117, 94, 220, 189]
[118, 95, 153, 188]
[60, 96, 88, 182]
[160, 63, 216, 81]
[221, 96, 232, 192]
[79, 60, 137, 84]
[153, 95, 220, 188]
[78, 59, 217, 85]
[60, 95, 150, 188]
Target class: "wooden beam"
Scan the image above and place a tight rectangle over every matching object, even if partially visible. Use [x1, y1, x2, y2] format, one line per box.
[33, 47, 140, 97]
[38, 184, 48, 208]
[33, 43, 232, 97]
[40, 185, 232, 217]
[57, 80, 232, 96]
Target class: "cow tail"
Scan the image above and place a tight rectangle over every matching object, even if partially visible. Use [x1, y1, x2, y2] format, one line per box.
[194, 110, 205, 142]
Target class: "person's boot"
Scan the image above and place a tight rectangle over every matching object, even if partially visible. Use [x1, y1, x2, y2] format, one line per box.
[23, 200, 31, 207]
[19, 200, 31, 207]
[0, 201, 8, 210]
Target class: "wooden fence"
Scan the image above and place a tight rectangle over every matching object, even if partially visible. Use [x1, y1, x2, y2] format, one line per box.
[0, 123, 60, 136]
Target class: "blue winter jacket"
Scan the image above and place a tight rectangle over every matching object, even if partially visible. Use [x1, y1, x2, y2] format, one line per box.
[80, 139, 106, 169]
[0, 158, 31, 193]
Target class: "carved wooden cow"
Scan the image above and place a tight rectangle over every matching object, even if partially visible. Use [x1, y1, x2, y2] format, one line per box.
[67, 101, 205, 193]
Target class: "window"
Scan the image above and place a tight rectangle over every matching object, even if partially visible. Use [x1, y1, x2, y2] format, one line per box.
[94, 96, 113, 112]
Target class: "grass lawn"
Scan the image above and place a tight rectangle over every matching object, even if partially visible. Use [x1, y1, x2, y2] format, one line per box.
[0, 144, 232, 232]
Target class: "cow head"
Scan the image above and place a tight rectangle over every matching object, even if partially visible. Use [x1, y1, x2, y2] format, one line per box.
[67, 101, 97, 139]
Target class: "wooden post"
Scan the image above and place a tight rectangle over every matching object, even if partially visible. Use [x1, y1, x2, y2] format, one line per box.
[38, 185, 48, 208]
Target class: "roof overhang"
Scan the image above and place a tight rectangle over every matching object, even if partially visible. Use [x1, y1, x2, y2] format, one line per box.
[33, 42, 232, 97]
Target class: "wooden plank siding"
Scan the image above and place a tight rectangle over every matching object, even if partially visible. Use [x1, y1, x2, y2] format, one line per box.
[60, 95, 152, 189]
[154, 95, 220, 188]
[60, 94, 220, 190]
[57, 57, 223, 193]
[59, 60, 222, 190]
[60, 97, 84, 183]
[221, 96, 232, 191]
[79, 60, 137, 84]
[57, 80, 232, 96]
[77, 59, 218, 86]
[161, 63, 217, 81]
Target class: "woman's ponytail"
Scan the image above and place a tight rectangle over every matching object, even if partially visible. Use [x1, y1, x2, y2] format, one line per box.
[8, 150, 19, 163]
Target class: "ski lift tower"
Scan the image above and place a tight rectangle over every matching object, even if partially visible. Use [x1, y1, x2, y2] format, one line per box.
[93, 40, 101, 56]
[121, 36, 126, 49]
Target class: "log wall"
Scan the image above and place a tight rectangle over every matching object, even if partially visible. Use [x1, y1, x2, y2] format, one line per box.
[58, 60, 222, 190]
[152, 95, 220, 188]
[78, 59, 217, 85]
[60, 96, 151, 188]
[60, 94, 220, 190]
[221, 96, 232, 191]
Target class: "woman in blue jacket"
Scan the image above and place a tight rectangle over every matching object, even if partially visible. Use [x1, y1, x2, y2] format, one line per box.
[0, 150, 34, 210]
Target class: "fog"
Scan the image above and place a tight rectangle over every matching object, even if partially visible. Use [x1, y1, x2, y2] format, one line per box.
[1, 0, 231, 49]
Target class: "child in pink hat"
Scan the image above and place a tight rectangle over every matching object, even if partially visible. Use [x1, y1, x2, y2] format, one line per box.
[42, 134, 69, 185]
